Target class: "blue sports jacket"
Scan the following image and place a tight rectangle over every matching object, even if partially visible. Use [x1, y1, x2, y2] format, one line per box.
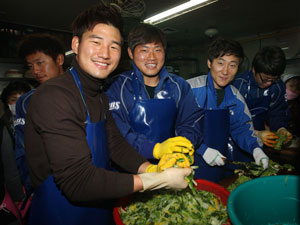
[106, 63, 203, 159]
[232, 70, 290, 131]
[187, 73, 262, 156]
[14, 89, 35, 192]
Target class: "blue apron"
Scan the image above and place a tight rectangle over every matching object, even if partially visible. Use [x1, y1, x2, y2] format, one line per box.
[128, 74, 176, 146]
[29, 67, 112, 225]
[194, 83, 230, 182]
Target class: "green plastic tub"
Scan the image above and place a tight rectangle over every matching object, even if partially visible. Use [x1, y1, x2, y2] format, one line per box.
[227, 175, 299, 225]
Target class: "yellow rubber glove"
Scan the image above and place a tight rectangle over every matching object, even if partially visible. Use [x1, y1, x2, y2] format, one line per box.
[255, 130, 279, 147]
[277, 127, 293, 144]
[145, 164, 160, 173]
[158, 153, 191, 171]
[153, 136, 194, 159]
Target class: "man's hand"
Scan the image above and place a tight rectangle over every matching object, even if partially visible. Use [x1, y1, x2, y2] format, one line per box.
[255, 130, 278, 147]
[146, 153, 192, 173]
[202, 148, 225, 166]
[159, 153, 191, 170]
[253, 147, 269, 170]
[277, 127, 293, 144]
[153, 136, 194, 159]
[138, 167, 192, 191]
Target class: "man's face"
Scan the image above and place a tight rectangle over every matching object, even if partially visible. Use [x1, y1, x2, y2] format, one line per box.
[208, 54, 239, 89]
[128, 42, 165, 78]
[72, 23, 122, 79]
[253, 69, 279, 89]
[26, 51, 64, 83]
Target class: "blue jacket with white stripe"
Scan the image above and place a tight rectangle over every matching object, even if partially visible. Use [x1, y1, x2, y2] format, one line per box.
[106, 63, 203, 159]
[232, 70, 290, 131]
[187, 73, 262, 156]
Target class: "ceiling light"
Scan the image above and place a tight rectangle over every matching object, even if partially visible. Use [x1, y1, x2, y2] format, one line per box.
[143, 0, 218, 25]
[204, 28, 218, 38]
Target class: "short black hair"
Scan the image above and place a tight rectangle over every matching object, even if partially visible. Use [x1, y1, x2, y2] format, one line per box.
[71, 3, 123, 41]
[1, 81, 31, 106]
[208, 37, 244, 63]
[18, 33, 64, 62]
[127, 23, 167, 52]
[252, 46, 286, 77]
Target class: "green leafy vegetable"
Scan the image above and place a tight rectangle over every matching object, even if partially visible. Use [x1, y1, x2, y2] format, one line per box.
[274, 132, 287, 150]
[227, 160, 294, 191]
[120, 188, 228, 225]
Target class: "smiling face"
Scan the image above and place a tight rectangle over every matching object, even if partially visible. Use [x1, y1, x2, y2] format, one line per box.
[26, 51, 64, 83]
[72, 23, 122, 79]
[208, 54, 239, 89]
[128, 41, 165, 80]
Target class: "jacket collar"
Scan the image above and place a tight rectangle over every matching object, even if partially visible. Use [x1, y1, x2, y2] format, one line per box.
[131, 61, 169, 88]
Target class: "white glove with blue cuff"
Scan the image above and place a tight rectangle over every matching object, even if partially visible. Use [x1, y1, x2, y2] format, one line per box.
[203, 147, 225, 166]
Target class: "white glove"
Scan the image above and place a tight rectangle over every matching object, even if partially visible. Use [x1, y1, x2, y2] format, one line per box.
[138, 167, 192, 192]
[203, 147, 225, 166]
[253, 147, 269, 170]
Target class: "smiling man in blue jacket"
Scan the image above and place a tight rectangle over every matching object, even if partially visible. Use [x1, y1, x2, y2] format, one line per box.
[106, 23, 202, 164]
[187, 38, 268, 182]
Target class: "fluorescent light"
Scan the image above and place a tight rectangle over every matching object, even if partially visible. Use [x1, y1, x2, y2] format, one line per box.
[144, 0, 218, 25]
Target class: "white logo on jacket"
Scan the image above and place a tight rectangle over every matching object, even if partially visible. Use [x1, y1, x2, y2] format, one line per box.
[109, 101, 121, 110]
[14, 118, 25, 126]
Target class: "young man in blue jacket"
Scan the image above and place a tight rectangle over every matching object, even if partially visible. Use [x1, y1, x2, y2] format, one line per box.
[187, 38, 268, 182]
[106, 23, 202, 163]
[232, 46, 292, 148]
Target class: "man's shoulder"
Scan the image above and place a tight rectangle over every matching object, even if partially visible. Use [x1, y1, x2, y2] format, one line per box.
[16, 89, 36, 114]
[269, 79, 285, 92]
[186, 75, 207, 88]
[35, 73, 75, 96]
[106, 71, 133, 93]
[233, 71, 250, 83]
[18, 89, 35, 103]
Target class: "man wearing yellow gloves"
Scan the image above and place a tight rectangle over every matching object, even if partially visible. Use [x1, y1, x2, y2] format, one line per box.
[232, 46, 292, 149]
[106, 23, 202, 163]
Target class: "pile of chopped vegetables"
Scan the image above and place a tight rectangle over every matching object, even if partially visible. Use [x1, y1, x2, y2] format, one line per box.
[227, 160, 294, 192]
[119, 188, 228, 225]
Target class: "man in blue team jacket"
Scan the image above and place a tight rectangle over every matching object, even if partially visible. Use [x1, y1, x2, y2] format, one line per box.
[187, 38, 268, 182]
[106, 23, 202, 165]
[232, 46, 292, 148]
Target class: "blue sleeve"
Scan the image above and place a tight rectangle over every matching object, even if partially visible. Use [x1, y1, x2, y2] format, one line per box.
[174, 79, 204, 149]
[230, 88, 262, 154]
[14, 93, 32, 192]
[196, 143, 208, 156]
[267, 81, 290, 131]
[106, 77, 155, 159]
